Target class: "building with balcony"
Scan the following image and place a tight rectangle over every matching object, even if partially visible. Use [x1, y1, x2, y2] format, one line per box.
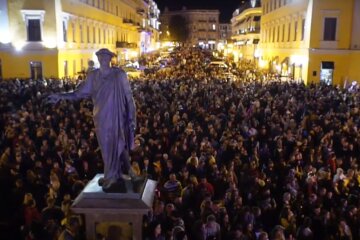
[160, 7, 220, 50]
[231, 0, 261, 62]
[0, 0, 160, 79]
[138, 0, 160, 54]
[259, 0, 360, 85]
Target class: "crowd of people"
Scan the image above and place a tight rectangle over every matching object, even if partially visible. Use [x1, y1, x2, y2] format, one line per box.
[0, 47, 360, 240]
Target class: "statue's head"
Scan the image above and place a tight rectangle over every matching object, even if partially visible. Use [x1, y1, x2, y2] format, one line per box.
[96, 48, 116, 68]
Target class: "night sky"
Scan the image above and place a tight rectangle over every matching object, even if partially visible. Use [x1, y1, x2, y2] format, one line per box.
[154, 0, 249, 23]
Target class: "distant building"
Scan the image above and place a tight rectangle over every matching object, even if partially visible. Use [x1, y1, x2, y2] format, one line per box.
[160, 7, 220, 50]
[219, 24, 232, 42]
[0, 0, 160, 79]
[230, 0, 262, 62]
[259, 0, 360, 85]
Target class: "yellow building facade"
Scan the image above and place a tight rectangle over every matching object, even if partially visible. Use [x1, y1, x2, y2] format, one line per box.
[259, 0, 360, 85]
[0, 0, 160, 79]
[231, 0, 262, 62]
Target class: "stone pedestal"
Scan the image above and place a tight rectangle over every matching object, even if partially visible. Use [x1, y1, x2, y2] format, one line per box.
[72, 174, 157, 240]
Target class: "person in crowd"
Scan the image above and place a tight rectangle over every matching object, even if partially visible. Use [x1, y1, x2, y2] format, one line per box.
[58, 216, 81, 240]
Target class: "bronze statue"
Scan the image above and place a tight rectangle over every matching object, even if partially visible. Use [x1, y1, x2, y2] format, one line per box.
[48, 48, 136, 193]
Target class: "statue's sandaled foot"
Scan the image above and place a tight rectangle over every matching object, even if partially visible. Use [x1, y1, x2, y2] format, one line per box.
[98, 177, 105, 186]
[102, 179, 127, 193]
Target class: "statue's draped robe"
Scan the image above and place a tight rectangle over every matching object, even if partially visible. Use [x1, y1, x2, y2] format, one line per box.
[62, 68, 136, 181]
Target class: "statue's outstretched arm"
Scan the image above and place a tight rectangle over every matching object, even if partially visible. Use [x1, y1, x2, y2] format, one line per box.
[48, 73, 93, 104]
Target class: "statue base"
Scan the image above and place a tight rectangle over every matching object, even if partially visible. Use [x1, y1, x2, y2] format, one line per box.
[72, 174, 157, 240]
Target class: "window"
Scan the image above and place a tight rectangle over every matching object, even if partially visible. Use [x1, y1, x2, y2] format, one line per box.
[98, 28, 101, 43]
[277, 26, 280, 42]
[73, 60, 76, 76]
[294, 21, 297, 41]
[103, 29, 106, 43]
[272, 27, 275, 42]
[80, 24, 83, 43]
[72, 22, 76, 42]
[212, 24, 216, 30]
[116, 6, 118, 16]
[93, 26, 96, 43]
[282, 24, 285, 42]
[62, 20, 67, 42]
[301, 19, 305, 40]
[323, 18, 337, 41]
[21, 10, 45, 42]
[81, 59, 84, 72]
[87, 26, 90, 43]
[64, 61, 68, 76]
[28, 19, 41, 41]
[288, 23, 291, 41]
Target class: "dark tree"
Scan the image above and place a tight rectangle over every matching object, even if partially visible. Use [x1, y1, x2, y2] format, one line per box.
[168, 15, 189, 43]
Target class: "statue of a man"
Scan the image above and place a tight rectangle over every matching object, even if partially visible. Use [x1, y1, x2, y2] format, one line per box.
[48, 48, 136, 193]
